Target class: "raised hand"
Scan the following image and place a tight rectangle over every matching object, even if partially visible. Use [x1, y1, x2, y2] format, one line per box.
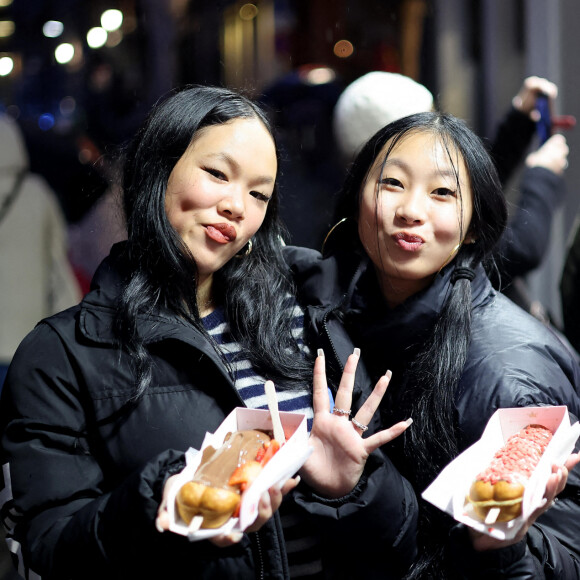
[526, 133, 569, 175]
[512, 76, 558, 119]
[299, 348, 412, 499]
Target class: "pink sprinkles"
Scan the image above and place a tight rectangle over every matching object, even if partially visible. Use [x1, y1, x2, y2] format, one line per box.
[476, 425, 553, 485]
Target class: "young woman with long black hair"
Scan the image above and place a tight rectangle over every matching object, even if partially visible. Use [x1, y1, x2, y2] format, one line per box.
[285, 111, 580, 578]
[0, 86, 418, 579]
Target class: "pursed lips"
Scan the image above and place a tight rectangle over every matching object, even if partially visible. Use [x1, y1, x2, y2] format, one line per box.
[205, 223, 237, 243]
[392, 232, 424, 251]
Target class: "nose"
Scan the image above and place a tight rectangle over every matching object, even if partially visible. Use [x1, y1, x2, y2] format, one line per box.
[394, 191, 425, 224]
[217, 187, 245, 219]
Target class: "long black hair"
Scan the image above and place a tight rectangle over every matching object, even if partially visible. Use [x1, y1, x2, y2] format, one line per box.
[116, 85, 312, 398]
[328, 111, 508, 578]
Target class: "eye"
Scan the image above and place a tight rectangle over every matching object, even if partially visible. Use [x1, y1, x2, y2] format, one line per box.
[379, 177, 403, 190]
[204, 167, 227, 181]
[432, 187, 456, 197]
[250, 190, 271, 203]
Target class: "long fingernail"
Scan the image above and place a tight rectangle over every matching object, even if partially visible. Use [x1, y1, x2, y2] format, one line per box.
[155, 518, 165, 534]
[294, 475, 301, 485]
[317, 348, 325, 358]
[230, 532, 243, 543]
[385, 369, 392, 379]
[405, 418, 413, 427]
[353, 347, 361, 357]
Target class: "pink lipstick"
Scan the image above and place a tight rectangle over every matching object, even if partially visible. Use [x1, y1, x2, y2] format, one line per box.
[206, 223, 237, 243]
[393, 232, 424, 252]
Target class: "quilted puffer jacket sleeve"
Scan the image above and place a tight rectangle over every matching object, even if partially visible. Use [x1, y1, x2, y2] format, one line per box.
[0, 322, 272, 580]
[0, 323, 183, 578]
[447, 523, 580, 579]
[293, 450, 418, 580]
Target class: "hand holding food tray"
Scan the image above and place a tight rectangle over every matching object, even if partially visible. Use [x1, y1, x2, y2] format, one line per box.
[422, 406, 580, 540]
[167, 406, 312, 541]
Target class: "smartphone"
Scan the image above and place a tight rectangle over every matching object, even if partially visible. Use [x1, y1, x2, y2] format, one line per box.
[536, 93, 552, 145]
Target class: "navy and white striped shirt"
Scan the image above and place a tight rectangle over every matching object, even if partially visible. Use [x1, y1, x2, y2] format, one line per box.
[202, 300, 323, 579]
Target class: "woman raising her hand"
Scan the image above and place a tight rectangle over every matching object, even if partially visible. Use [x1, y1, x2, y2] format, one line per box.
[286, 111, 580, 578]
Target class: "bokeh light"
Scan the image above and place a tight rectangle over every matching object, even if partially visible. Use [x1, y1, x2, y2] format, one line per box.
[43, 20, 64, 38]
[101, 9, 123, 31]
[87, 27, 107, 49]
[239, 4, 258, 20]
[333, 39, 354, 59]
[38, 113, 55, 131]
[59, 96, 76, 116]
[0, 55, 13, 76]
[0, 20, 14, 38]
[55, 43, 74, 64]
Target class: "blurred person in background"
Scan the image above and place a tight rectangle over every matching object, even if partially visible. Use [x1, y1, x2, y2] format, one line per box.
[0, 113, 81, 391]
[260, 65, 345, 250]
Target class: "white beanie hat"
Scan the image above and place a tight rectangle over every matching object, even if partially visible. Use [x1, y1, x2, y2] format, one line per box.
[333, 71, 434, 160]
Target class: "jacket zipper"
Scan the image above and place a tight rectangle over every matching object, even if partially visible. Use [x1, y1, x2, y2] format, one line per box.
[252, 531, 265, 580]
[322, 257, 368, 372]
[322, 309, 342, 372]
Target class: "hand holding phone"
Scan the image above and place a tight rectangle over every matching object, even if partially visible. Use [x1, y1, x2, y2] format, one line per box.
[536, 93, 552, 145]
[536, 92, 575, 145]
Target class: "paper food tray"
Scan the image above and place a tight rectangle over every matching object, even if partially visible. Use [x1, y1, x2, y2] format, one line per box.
[167, 407, 312, 541]
[422, 406, 580, 540]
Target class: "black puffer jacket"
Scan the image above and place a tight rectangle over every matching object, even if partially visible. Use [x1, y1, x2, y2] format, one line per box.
[284, 245, 580, 579]
[0, 243, 418, 580]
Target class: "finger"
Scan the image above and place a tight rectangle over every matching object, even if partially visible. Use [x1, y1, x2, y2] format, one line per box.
[352, 370, 391, 427]
[155, 510, 170, 533]
[279, 475, 300, 496]
[363, 419, 413, 453]
[334, 348, 360, 413]
[564, 452, 580, 472]
[312, 350, 330, 415]
[245, 491, 274, 533]
[268, 485, 284, 513]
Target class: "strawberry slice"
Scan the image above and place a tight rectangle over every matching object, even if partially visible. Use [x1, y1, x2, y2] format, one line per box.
[254, 446, 266, 463]
[228, 460, 262, 490]
[260, 440, 281, 466]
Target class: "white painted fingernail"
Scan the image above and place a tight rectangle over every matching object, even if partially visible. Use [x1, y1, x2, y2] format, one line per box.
[230, 532, 243, 543]
[405, 418, 413, 427]
[155, 518, 165, 534]
[317, 348, 324, 357]
[385, 369, 392, 379]
[353, 347, 361, 357]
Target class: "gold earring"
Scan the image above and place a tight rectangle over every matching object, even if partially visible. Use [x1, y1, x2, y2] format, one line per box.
[322, 218, 349, 253]
[236, 238, 253, 258]
[438, 243, 462, 275]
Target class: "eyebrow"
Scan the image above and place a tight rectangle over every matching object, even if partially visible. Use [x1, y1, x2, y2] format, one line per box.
[383, 158, 458, 180]
[210, 152, 275, 186]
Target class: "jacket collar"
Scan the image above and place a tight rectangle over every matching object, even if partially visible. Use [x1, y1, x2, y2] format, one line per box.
[78, 243, 216, 356]
[347, 259, 493, 353]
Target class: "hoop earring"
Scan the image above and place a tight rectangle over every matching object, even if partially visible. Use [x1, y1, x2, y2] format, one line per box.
[437, 243, 462, 275]
[322, 217, 349, 253]
[236, 238, 253, 258]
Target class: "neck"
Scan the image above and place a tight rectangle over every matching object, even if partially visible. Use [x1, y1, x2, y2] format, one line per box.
[376, 269, 435, 308]
[197, 275, 215, 317]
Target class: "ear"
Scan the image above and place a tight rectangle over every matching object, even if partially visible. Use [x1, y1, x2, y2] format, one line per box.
[464, 229, 477, 244]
